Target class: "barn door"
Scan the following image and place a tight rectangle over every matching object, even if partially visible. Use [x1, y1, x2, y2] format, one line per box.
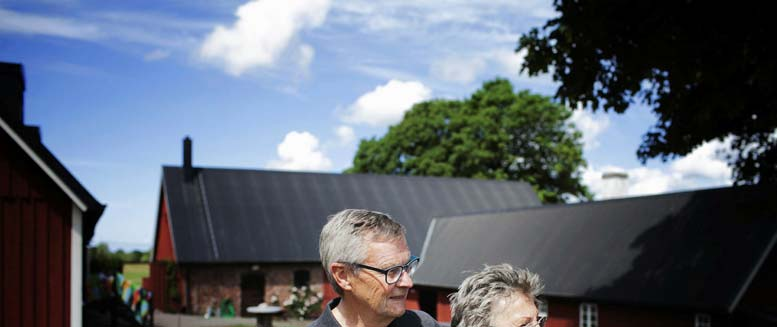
[240, 272, 265, 316]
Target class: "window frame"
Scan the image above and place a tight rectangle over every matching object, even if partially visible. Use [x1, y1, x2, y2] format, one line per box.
[694, 313, 711, 327]
[579, 303, 598, 327]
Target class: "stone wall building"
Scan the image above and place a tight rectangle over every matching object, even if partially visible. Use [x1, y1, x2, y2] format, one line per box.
[146, 138, 541, 316]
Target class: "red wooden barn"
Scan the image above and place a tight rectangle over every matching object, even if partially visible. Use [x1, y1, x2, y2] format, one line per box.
[413, 185, 777, 327]
[1, 63, 105, 327]
[146, 138, 541, 316]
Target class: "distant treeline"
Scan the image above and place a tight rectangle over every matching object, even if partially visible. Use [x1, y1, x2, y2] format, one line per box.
[88, 242, 150, 273]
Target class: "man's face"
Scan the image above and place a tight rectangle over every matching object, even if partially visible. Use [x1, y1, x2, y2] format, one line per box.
[349, 236, 413, 319]
[489, 292, 539, 327]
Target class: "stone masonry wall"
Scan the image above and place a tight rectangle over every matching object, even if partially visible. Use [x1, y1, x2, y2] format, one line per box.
[183, 263, 324, 316]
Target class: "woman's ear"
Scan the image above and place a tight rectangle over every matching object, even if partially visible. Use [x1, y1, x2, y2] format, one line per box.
[330, 263, 353, 291]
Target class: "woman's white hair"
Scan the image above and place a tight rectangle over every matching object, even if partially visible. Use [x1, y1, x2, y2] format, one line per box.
[319, 209, 406, 295]
[449, 263, 544, 327]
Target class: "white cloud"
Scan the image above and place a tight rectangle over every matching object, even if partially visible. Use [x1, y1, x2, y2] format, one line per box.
[584, 140, 733, 200]
[0, 7, 102, 40]
[144, 49, 171, 61]
[491, 49, 525, 76]
[671, 138, 732, 180]
[430, 56, 486, 84]
[267, 131, 333, 171]
[335, 125, 356, 145]
[429, 49, 549, 86]
[199, 0, 330, 76]
[296, 44, 315, 70]
[342, 80, 432, 127]
[568, 106, 611, 150]
[331, 1, 553, 33]
[352, 65, 421, 83]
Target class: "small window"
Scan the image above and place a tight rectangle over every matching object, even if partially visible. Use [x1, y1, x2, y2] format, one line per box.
[695, 314, 711, 327]
[294, 270, 310, 287]
[579, 303, 598, 327]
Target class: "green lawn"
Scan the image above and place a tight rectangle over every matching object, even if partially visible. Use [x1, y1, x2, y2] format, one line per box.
[122, 263, 149, 289]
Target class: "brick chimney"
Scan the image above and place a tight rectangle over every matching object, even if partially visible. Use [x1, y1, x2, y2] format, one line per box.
[183, 136, 193, 181]
[0, 62, 25, 128]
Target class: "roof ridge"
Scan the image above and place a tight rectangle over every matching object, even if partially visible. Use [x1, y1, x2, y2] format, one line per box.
[163, 165, 532, 185]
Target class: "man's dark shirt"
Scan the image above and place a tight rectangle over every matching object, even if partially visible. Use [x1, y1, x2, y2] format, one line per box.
[308, 298, 441, 327]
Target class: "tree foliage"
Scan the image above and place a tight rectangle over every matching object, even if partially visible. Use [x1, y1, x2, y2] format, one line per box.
[346, 79, 589, 203]
[518, 1, 777, 184]
[88, 242, 150, 273]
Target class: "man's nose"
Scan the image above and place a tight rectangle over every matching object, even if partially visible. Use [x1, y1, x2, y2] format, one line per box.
[395, 270, 414, 288]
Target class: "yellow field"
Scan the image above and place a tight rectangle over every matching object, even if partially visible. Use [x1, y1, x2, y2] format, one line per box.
[122, 263, 150, 289]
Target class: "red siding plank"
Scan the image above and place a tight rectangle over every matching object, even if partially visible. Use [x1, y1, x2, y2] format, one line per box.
[63, 207, 71, 327]
[35, 202, 49, 327]
[0, 141, 10, 197]
[544, 299, 579, 327]
[48, 204, 64, 327]
[406, 289, 420, 311]
[3, 200, 22, 327]
[22, 200, 36, 327]
[155, 197, 176, 261]
[436, 291, 451, 323]
[11, 158, 29, 198]
[1, 200, 5, 327]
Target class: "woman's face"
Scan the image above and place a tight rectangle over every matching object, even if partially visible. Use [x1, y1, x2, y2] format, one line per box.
[490, 292, 539, 327]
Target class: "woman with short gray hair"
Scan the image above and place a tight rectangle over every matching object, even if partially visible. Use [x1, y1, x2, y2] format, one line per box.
[449, 264, 544, 327]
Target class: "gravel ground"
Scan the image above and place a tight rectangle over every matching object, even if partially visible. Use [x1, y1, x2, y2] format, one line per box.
[154, 310, 313, 327]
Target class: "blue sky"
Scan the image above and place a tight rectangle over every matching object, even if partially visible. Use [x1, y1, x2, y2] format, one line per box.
[0, 0, 732, 251]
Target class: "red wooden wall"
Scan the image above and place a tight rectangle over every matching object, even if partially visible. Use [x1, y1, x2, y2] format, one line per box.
[1, 130, 72, 327]
[153, 196, 174, 262]
[147, 194, 180, 312]
[435, 291, 451, 322]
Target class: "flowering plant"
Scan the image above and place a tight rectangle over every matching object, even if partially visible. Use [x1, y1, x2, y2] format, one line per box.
[281, 286, 323, 319]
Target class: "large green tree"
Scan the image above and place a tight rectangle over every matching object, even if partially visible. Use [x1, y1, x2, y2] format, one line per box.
[518, 1, 777, 184]
[346, 79, 589, 203]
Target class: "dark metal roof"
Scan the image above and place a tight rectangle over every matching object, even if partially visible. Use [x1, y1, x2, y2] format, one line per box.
[413, 185, 777, 312]
[161, 166, 541, 263]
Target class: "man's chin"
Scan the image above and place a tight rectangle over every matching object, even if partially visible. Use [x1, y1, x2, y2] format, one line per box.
[384, 301, 407, 317]
[386, 308, 406, 318]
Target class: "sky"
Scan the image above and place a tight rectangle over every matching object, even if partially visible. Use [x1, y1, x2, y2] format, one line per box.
[0, 0, 733, 251]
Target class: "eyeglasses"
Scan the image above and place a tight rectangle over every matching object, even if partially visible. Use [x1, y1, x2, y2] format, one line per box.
[350, 255, 420, 284]
[522, 317, 546, 327]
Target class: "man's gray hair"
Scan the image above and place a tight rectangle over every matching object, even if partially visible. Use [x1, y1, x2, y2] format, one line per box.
[449, 264, 544, 327]
[319, 209, 406, 295]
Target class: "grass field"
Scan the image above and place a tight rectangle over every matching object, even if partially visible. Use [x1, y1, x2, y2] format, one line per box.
[122, 263, 149, 289]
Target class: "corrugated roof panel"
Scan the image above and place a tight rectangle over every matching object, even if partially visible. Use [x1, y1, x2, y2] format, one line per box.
[163, 167, 541, 263]
[413, 185, 777, 311]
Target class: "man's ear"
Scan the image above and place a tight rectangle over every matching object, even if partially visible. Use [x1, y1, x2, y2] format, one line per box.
[330, 263, 353, 292]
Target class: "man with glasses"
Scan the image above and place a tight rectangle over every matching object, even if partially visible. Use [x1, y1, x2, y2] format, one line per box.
[310, 209, 440, 327]
[449, 264, 545, 327]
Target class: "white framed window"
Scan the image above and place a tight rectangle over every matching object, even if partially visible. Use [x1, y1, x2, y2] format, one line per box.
[695, 313, 711, 327]
[579, 303, 598, 327]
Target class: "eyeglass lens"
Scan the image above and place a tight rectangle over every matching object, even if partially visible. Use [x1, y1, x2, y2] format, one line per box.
[386, 258, 419, 283]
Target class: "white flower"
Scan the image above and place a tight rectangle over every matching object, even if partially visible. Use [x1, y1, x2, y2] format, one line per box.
[317, 292, 323, 298]
[301, 285, 308, 291]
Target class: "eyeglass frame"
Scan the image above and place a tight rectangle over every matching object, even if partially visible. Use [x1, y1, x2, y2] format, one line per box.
[526, 316, 546, 327]
[495, 316, 546, 327]
[347, 255, 420, 284]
